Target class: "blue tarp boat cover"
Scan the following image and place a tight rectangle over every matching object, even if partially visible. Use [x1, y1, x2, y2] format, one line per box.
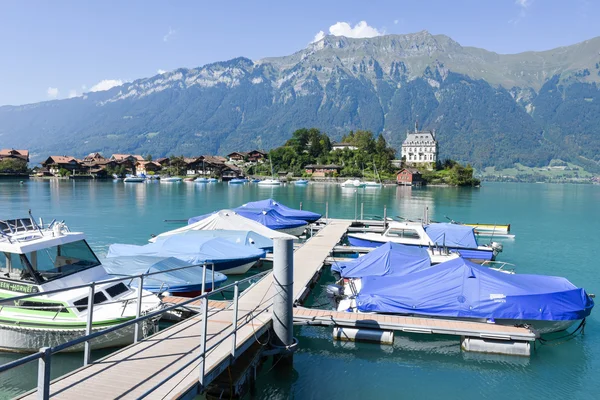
[331, 243, 431, 278]
[101, 256, 227, 292]
[357, 257, 594, 321]
[107, 235, 265, 266]
[424, 223, 478, 248]
[238, 198, 321, 222]
[162, 230, 273, 251]
[233, 208, 307, 230]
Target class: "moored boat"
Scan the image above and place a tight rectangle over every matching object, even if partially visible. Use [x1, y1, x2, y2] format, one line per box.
[341, 179, 366, 188]
[123, 175, 145, 183]
[233, 208, 307, 236]
[228, 178, 246, 184]
[194, 177, 208, 183]
[257, 179, 281, 186]
[160, 177, 182, 183]
[237, 198, 321, 223]
[0, 217, 162, 352]
[294, 179, 309, 185]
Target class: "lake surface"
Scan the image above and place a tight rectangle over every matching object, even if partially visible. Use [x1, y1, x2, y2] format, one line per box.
[0, 179, 598, 399]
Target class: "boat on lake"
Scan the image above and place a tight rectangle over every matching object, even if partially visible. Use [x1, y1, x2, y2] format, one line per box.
[194, 177, 208, 183]
[0, 217, 162, 352]
[233, 208, 307, 236]
[294, 179, 309, 185]
[123, 175, 145, 183]
[330, 257, 594, 334]
[150, 229, 273, 252]
[257, 179, 281, 186]
[107, 233, 265, 275]
[341, 179, 366, 188]
[160, 177, 182, 183]
[251, 179, 261, 183]
[207, 178, 218, 183]
[346, 221, 502, 262]
[238, 198, 321, 223]
[228, 178, 246, 184]
[101, 256, 227, 297]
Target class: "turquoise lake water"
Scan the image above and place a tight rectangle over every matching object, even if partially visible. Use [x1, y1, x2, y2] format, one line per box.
[0, 179, 598, 399]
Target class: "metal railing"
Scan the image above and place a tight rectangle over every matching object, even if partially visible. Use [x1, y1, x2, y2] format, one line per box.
[0, 263, 271, 400]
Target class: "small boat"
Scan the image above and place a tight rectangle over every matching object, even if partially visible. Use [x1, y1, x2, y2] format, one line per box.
[238, 198, 321, 223]
[340, 179, 366, 188]
[183, 177, 195, 182]
[101, 256, 228, 297]
[257, 179, 281, 186]
[208, 178, 218, 183]
[194, 177, 208, 183]
[0, 216, 162, 352]
[363, 181, 382, 188]
[331, 257, 594, 334]
[228, 179, 246, 184]
[346, 221, 503, 263]
[294, 179, 309, 185]
[151, 229, 273, 251]
[112, 174, 122, 180]
[161, 177, 182, 183]
[123, 175, 145, 183]
[108, 234, 266, 275]
[251, 179, 261, 183]
[233, 208, 307, 236]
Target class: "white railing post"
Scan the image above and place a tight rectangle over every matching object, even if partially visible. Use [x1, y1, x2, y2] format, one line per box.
[198, 295, 209, 388]
[37, 347, 51, 400]
[211, 264, 215, 292]
[83, 283, 95, 366]
[201, 265, 207, 296]
[231, 282, 239, 359]
[299, 202, 302, 210]
[360, 203, 364, 220]
[134, 275, 144, 343]
[325, 202, 329, 221]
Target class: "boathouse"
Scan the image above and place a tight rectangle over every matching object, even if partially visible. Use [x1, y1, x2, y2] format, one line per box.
[304, 164, 342, 177]
[396, 168, 424, 186]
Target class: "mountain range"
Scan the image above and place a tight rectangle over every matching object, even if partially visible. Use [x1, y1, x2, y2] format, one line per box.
[1, 31, 600, 170]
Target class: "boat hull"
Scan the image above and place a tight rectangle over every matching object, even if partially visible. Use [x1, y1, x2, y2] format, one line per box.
[276, 225, 307, 237]
[214, 259, 257, 275]
[346, 235, 495, 262]
[0, 319, 158, 353]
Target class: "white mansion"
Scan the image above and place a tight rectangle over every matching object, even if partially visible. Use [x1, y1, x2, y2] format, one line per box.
[401, 123, 438, 167]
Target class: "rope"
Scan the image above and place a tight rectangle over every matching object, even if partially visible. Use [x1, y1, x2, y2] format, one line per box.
[536, 319, 586, 347]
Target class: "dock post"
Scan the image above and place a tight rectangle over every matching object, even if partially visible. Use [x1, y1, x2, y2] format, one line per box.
[272, 237, 294, 365]
[360, 203, 364, 220]
[84, 283, 95, 366]
[299, 202, 302, 210]
[37, 347, 51, 400]
[383, 205, 387, 228]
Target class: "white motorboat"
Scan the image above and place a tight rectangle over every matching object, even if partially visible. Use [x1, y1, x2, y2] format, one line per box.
[123, 176, 145, 183]
[346, 221, 502, 263]
[0, 216, 162, 352]
[160, 177, 182, 183]
[257, 179, 281, 186]
[340, 179, 366, 188]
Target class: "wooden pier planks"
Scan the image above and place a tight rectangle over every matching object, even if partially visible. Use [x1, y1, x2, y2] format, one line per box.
[20, 220, 351, 399]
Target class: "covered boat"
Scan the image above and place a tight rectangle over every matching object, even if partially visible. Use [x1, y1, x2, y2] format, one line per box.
[101, 256, 228, 297]
[356, 257, 594, 333]
[107, 235, 265, 275]
[150, 229, 273, 251]
[347, 221, 502, 263]
[238, 198, 321, 223]
[233, 208, 307, 236]
[181, 210, 295, 240]
[331, 243, 432, 279]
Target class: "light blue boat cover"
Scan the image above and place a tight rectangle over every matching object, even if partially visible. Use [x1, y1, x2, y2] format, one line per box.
[331, 242, 431, 278]
[357, 257, 594, 321]
[424, 223, 478, 248]
[233, 208, 307, 230]
[107, 235, 265, 265]
[101, 256, 227, 291]
[239, 198, 321, 222]
[167, 230, 273, 251]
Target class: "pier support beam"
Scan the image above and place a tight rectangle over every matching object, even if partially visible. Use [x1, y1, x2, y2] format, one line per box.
[272, 238, 295, 366]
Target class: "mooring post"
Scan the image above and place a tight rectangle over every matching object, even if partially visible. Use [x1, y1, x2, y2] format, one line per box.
[299, 202, 302, 210]
[38, 347, 51, 400]
[360, 203, 364, 221]
[383, 205, 387, 229]
[272, 237, 294, 365]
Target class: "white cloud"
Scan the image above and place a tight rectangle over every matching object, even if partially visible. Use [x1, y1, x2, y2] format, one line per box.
[47, 87, 59, 99]
[311, 21, 383, 43]
[163, 27, 176, 42]
[157, 69, 167, 74]
[394, 19, 399, 25]
[89, 79, 124, 92]
[510, 0, 533, 24]
[68, 89, 78, 98]
[515, 0, 533, 7]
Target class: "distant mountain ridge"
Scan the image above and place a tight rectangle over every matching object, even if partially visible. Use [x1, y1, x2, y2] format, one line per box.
[1, 31, 600, 170]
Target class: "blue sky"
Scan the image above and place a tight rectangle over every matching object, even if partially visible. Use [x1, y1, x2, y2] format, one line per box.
[1, 0, 598, 106]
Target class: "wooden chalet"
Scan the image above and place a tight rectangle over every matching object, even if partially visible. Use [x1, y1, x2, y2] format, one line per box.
[0, 149, 29, 162]
[396, 168, 424, 186]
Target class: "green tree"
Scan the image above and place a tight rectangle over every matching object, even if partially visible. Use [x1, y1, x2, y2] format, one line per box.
[0, 159, 27, 173]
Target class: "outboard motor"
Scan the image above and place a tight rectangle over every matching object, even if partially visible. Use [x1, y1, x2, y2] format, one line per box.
[326, 284, 344, 307]
[491, 242, 503, 254]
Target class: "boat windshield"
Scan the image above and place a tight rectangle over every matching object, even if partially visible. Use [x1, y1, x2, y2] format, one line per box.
[0, 240, 101, 284]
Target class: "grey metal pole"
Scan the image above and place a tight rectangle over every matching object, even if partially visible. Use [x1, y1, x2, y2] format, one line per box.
[231, 282, 239, 359]
[272, 238, 294, 362]
[354, 190, 358, 221]
[383, 205, 387, 229]
[37, 347, 51, 400]
[299, 202, 302, 210]
[134, 276, 144, 343]
[360, 203, 364, 221]
[84, 283, 95, 366]
[198, 296, 208, 388]
[325, 202, 329, 221]
[201, 264, 207, 296]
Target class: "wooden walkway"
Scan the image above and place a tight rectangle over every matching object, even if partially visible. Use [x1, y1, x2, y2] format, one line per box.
[20, 220, 351, 399]
[293, 308, 537, 342]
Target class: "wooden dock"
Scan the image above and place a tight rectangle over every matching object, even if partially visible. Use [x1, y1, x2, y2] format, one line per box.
[20, 219, 351, 399]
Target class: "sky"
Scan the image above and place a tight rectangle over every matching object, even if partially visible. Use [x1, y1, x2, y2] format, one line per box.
[0, 0, 599, 106]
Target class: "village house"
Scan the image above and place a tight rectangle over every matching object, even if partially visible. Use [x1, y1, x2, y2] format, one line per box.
[304, 164, 342, 177]
[331, 142, 357, 151]
[83, 152, 106, 163]
[0, 149, 30, 162]
[396, 168, 424, 186]
[41, 156, 83, 176]
[227, 152, 248, 163]
[401, 123, 438, 168]
[247, 150, 268, 163]
[135, 161, 162, 175]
